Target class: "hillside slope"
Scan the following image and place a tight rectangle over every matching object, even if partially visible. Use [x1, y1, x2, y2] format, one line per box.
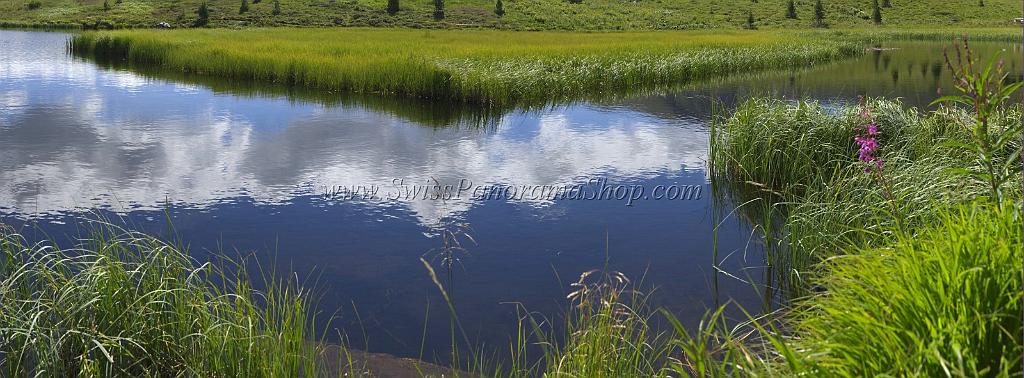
[3, 0, 1018, 30]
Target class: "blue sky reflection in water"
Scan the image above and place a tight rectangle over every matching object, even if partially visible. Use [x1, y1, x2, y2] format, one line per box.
[0, 29, 1019, 362]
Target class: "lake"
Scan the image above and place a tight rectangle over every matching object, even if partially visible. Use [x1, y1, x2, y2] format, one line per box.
[0, 29, 1018, 364]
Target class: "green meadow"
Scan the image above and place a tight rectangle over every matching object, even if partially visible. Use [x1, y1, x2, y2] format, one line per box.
[2, 0, 1020, 29]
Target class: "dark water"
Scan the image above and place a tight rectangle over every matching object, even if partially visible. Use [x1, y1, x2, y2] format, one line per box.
[0, 30, 1019, 363]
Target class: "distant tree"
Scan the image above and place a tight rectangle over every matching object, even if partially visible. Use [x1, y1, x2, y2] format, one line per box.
[813, 0, 825, 27]
[786, 0, 797, 18]
[195, 2, 209, 26]
[495, 0, 504, 16]
[745, 10, 755, 29]
[871, 0, 882, 24]
[433, 0, 444, 19]
[239, 0, 248, 13]
[387, 0, 399, 14]
[882, 0, 890, 7]
[272, 0, 280, 14]
[103, 0, 110, 10]
[253, 0, 261, 4]
[979, 0, 984, 6]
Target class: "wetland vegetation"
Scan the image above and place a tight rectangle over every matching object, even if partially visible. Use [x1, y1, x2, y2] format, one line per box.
[69, 28, 864, 108]
[0, 1, 1022, 375]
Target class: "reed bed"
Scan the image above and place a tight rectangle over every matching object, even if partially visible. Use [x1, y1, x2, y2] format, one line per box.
[696, 96, 1022, 376]
[0, 223, 345, 377]
[68, 28, 861, 108]
[711, 99, 1020, 284]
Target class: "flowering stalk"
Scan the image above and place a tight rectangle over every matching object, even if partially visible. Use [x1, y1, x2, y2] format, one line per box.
[856, 98, 902, 232]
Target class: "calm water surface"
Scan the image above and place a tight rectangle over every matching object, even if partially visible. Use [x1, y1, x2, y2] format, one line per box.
[0, 30, 1018, 363]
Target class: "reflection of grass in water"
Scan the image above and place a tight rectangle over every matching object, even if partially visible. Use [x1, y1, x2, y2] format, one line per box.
[68, 28, 862, 110]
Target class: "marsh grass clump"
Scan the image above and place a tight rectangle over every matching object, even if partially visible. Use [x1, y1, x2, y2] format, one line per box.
[791, 203, 1022, 376]
[0, 224, 338, 377]
[712, 98, 1020, 289]
[496, 269, 673, 377]
[702, 88, 1021, 375]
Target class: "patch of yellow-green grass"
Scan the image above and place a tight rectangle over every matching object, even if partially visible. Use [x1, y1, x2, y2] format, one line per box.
[69, 28, 861, 107]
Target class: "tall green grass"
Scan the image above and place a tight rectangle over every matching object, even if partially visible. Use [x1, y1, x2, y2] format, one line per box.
[0, 223, 347, 377]
[711, 98, 1020, 288]
[68, 28, 861, 108]
[791, 203, 1022, 376]
[696, 96, 1022, 376]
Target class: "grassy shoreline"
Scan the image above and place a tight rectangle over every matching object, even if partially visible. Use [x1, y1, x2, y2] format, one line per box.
[700, 95, 1023, 375]
[67, 28, 1019, 108]
[68, 28, 866, 108]
[68, 28, 868, 108]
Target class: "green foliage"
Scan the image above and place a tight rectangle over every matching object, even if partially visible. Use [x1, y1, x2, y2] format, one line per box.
[883, 0, 891, 7]
[433, 0, 444, 20]
[25, 0, 41, 10]
[272, 0, 280, 15]
[872, 0, 882, 24]
[705, 92, 1022, 375]
[932, 38, 1023, 206]
[103, 0, 110, 11]
[195, 2, 209, 26]
[786, 0, 797, 18]
[387, 0, 399, 14]
[494, 0, 504, 17]
[711, 97, 1021, 284]
[814, 0, 826, 26]
[0, 226, 340, 376]
[0, 0, 1018, 29]
[793, 204, 1022, 376]
[69, 29, 859, 109]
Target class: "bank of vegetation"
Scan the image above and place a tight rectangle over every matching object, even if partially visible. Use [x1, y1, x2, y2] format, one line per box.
[70, 28, 863, 108]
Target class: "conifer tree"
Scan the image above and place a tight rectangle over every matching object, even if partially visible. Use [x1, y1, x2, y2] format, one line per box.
[813, 0, 825, 27]
[872, 0, 882, 24]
